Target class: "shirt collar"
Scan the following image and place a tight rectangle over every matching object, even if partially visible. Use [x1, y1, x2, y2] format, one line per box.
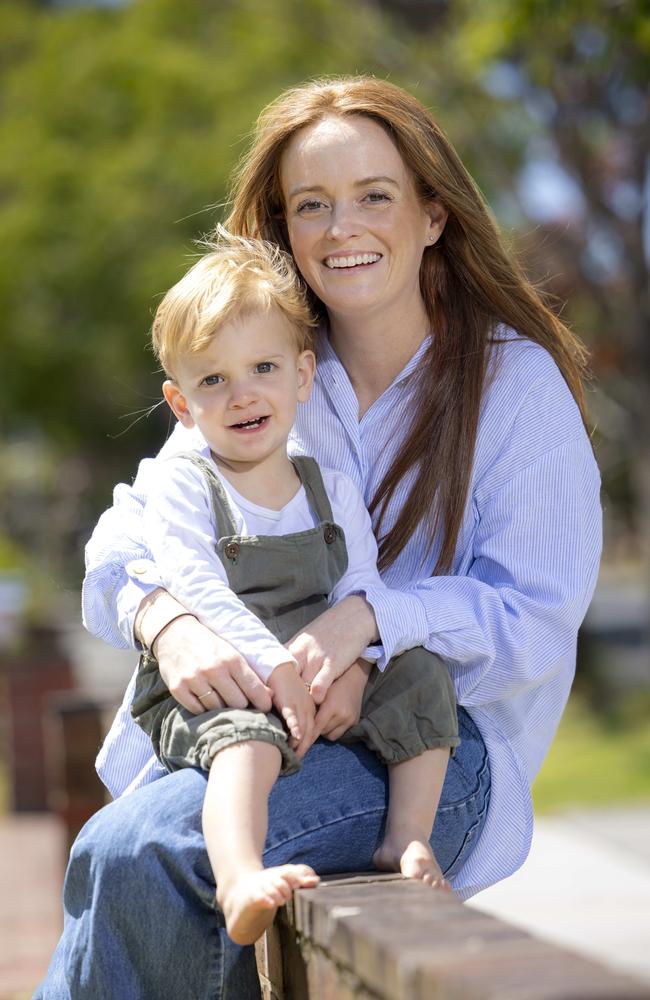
[315, 325, 432, 397]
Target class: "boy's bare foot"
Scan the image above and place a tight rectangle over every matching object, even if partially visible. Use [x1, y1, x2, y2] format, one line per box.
[217, 864, 319, 945]
[373, 829, 452, 891]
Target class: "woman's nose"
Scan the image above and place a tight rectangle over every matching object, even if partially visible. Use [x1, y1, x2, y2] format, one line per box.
[325, 202, 360, 242]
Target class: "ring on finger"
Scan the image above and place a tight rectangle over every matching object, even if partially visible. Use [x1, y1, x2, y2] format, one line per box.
[197, 689, 215, 703]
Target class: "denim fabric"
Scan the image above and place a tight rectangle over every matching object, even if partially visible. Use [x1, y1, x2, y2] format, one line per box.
[35, 708, 489, 1000]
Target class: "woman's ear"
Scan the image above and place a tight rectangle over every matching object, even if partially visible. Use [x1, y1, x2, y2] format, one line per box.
[425, 199, 448, 247]
[296, 350, 316, 403]
[162, 380, 195, 428]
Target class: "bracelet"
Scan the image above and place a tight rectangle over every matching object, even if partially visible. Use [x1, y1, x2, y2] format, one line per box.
[135, 589, 167, 647]
[148, 612, 198, 656]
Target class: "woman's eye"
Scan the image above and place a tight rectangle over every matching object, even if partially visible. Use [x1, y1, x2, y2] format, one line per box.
[255, 362, 275, 374]
[364, 191, 391, 204]
[296, 199, 326, 213]
[201, 374, 223, 386]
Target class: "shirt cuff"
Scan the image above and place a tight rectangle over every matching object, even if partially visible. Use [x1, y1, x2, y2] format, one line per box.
[120, 560, 165, 647]
[251, 646, 298, 683]
[360, 645, 383, 663]
[362, 586, 430, 669]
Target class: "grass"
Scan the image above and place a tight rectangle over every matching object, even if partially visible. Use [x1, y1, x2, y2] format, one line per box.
[532, 691, 650, 814]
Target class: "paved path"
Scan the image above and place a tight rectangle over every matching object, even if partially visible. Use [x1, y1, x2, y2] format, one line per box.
[468, 804, 650, 986]
[0, 815, 64, 1000]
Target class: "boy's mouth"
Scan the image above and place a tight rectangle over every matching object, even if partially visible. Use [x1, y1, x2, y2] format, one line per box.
[230, 416, 269, 431]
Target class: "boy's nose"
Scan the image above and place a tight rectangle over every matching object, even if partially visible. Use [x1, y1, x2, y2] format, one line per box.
[229, 379, 258, 407]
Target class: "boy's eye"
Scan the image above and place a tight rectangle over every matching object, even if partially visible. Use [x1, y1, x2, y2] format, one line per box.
[255, 361, 275, 374]
[201, 374, 223, 386]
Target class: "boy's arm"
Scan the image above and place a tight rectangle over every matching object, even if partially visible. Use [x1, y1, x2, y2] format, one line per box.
[285, 471, 429, 703]
[144, 458, 297, 684]
[82, 421, 203, 649]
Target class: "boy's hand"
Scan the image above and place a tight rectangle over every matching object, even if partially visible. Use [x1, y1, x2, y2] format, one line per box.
[286, 596, 378, 704]
[313, 659, 372, 742]
[268, 663, 315, 759]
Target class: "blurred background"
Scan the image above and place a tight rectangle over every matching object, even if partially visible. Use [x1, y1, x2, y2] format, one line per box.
[0, 0, 648, 995]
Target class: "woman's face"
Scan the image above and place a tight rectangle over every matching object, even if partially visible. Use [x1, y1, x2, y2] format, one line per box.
[279, 115, 446, 324]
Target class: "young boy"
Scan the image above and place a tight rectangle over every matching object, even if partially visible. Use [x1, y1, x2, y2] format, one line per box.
[131, 232, 459, 946]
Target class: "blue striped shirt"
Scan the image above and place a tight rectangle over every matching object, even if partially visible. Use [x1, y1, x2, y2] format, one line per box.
[83, 328, 602, 900]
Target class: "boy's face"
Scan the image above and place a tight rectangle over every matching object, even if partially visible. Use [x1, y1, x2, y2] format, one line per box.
[163, 307, 315, 475]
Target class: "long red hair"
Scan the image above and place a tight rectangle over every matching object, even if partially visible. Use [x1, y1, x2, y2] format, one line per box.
[225, 76, 591, 572]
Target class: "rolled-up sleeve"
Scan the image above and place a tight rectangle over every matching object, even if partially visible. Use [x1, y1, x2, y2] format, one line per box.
[82, 426, 202, 648]
[407, 434, 602, 706]
[82, 478, 160, 649]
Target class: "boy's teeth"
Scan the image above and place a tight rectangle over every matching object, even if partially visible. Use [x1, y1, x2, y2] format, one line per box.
[325, 253, 381, 268]
[236, 417, 263, 428]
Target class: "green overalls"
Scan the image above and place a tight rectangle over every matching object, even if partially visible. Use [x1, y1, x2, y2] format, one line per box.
[132, 454, 459, 776]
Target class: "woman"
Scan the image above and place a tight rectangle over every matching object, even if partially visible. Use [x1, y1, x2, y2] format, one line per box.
[38, 76, 601, 999]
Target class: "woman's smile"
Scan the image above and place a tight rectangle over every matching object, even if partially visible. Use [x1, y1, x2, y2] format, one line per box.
[323, 252, 383, 269]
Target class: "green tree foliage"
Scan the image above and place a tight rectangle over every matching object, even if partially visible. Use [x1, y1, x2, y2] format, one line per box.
[0, 0, 395, 469]
[1, 0, 647, 585]
[0, 0, 406, 579]
[432, 0, 650, 554]
[377, 0, 649, 555]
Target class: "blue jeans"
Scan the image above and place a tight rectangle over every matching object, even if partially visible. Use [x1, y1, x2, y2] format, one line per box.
[35, 707, 490, 1000]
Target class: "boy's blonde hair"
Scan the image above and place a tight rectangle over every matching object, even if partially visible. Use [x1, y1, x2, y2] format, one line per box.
[151, 227, 314, 377]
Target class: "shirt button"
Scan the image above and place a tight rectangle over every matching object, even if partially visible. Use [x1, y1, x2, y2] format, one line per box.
[324, 525, 336, 544]
[224, 542, 240, 560]
[131, 562, 148, 575]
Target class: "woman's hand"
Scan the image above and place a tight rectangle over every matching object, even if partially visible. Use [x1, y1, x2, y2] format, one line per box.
[313, 659, 372, 742]
[153, 613, 273, 716]
[267, 663, 315, 759]
[285, 596, 378, 704]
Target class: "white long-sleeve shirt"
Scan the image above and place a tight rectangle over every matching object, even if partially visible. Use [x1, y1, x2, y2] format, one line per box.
[96, 452, 422, 798]
[84, 328, 602, 900]
[140, 453, 404, 681]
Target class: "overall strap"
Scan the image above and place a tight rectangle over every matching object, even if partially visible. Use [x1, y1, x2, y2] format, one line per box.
[291, 456, 335, 524]
[172, 452, 239, 538]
